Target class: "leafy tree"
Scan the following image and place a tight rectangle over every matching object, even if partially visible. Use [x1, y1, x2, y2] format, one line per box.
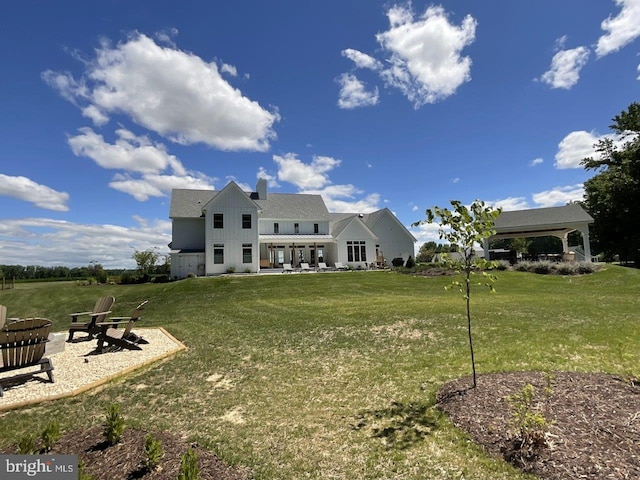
[416, 241, 438, 262]
[413, 200, 501, 388]
[133, 249, 160, 279]
[582, 102, 640, 265]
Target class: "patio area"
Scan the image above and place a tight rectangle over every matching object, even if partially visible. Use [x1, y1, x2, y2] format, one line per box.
[0, 328, 186, 412]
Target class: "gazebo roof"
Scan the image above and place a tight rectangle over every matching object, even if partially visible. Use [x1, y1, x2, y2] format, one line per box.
[491, 204, 593, 239]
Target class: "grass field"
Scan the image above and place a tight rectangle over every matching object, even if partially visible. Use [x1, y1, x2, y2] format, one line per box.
[0, 266, 638, 479]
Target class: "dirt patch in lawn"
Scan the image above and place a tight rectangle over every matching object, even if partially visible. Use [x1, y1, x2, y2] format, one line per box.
[437, 371, 640, 479]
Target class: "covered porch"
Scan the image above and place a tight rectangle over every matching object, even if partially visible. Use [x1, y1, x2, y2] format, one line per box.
[259, 234, 335, 269]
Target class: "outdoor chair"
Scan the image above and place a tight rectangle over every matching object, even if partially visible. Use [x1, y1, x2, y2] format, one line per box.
[282, 263, 294, 273]
[95, 301, 149, 353]
[67, 296, 115, 342]
[0, 318, 54, 396]
[300, 262, 311, 272]
[334, 262, 347, 271]
[0, 305, 6, 330]
[317, 262, 329, 272]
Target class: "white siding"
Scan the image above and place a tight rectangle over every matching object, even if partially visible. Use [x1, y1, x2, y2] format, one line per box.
[172, 218, 205, 250]
[369, 212, 415, 263]
[335, 220, 377, 269]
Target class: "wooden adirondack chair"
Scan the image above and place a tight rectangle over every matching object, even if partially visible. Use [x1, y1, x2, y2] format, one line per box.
[95, 301, 149, 353]
[67, 296, 115, 342]
[0, 305, 6, 330]
[0, 318, 54, 396]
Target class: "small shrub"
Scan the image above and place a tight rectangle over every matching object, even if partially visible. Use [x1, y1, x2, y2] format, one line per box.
[532, 261, 552, 274]
[143, 434, 163, 471]
[177, 448, 200, 480]
[405, 256, 415, 268]
[577, 262, 595, 274]
[514, 261, 531, 272]
[244, 268, 251, 273]
[41, 420, 61, 452]
[226, 266, 236, 274]
[153, 274, 170, 283]
[554, 262, 577, 275]
[16, 434, 37, 454]
[507, 383, 552, 449]
[103, 403, 126, 445]
[494, 260, 510, 271]
[78, 460, 95, 480]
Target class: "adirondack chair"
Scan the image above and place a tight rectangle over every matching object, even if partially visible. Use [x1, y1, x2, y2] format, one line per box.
[95, 301, 149, 353]
[0, 318, 54, 396]
[0, 305, 6, 330]
[67, 296, 115, 342]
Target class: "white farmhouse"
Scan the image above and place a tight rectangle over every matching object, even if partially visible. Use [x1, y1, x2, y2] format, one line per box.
[169, 179, 416, 278]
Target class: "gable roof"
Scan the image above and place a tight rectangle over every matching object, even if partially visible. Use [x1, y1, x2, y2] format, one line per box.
[494, 204, 593, 230]
[203, 181, 260, 211]
[169, 189, 215, 218]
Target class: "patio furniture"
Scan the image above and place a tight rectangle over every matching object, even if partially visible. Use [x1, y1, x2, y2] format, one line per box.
[300, 262, 311, 272]
[282, 263, 294, 273]
[95, 301, 149, 353]
[0, 318, 54, 396]
[317, 262, 329, 271]
[334, 262, 347, 271]
[67, 296, 115, 342]
[0, 305, 6, 330]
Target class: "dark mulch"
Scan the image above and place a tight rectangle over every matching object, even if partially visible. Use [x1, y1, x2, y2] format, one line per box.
[6, 426, 251, 480]
[437, 371, 640, 479]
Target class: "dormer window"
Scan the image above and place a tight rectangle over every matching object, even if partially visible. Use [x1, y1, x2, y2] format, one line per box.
[274, 223, 279, 233]
[294, 223, 299, 234]
[314, 223, 319, 234]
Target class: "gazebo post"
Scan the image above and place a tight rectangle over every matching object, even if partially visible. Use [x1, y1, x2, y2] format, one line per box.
[579, 225, 593, 262]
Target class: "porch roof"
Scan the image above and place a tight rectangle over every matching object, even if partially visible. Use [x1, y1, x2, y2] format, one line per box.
[259, 234, 335, 243]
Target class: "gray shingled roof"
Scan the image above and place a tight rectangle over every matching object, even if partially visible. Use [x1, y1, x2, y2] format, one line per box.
[494, 204, 593, 230]
[170, 189, 331, 220]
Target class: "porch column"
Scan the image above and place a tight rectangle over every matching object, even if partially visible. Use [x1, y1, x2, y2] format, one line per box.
[560, 233, 569, 254]
[579, 225, 593, 262]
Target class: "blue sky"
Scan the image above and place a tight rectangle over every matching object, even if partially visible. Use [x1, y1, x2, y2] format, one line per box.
[1, 1, 639, 268]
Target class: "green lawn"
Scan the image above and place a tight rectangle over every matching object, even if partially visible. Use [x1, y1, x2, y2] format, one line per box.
[1, 266, 638, 479]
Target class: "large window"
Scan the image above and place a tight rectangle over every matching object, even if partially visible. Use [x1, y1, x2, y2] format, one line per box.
[213, 243, 224, 264]
[213, 213, 223, 229]
[242, 214, 251, 229]
[242, 243, 252, 263]
[347, 241, 366, 262]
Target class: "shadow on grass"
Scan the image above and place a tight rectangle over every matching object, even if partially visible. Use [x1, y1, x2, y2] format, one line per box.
[351, 400, 440, 450]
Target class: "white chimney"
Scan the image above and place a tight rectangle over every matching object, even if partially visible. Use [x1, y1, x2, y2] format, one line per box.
[256, 178, 267, 199]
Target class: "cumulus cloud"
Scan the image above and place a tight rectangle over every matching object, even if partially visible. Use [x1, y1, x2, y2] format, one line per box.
[539, 46, 590, 89]
[0, 174, 69, 211]
[530, 157, 544, 167]
[68, 127, 214, 200]
[532, 184, 585, 207]
[376, 5, 477, 107]
[265, 153, 381, 213]
[273, 153, 341, 189]
[596, 0, 640, 57]
[43, 32, 279, 151]
[488, 197, 530, 211]
[554, 130, 628, 168]
[338, 4, 476, 108]
[341, 49, 383, 70]
[336, 73, 379, 109]
[0, 216, 171, 268]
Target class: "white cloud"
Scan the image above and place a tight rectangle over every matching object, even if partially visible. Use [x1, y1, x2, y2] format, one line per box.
[539, 46, 590, 89]
[487, 197, 530, 211]
[0, 174, 69, 211]
[451, 177, 460, 183]
[337, 73, 380, 109]
[273, 153, 341, 189]
[0, 216, 171, 268]
[43, 32, 279, 151]
[68, 127, 215, 199]
[554, 130, 627, 168]
[530, 157, 544, 167]
[256, 167, 280, 188]
[220, 63, 238, 76]
[301, 184, 381, 213]
[532, 184, 585, 207]
[341, 49, 383, 70]
[596, 0, 640, 57]
[375, 4, 477, 107]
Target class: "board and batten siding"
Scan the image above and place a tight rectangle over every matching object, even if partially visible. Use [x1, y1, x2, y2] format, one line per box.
[369, 212, 415, 263]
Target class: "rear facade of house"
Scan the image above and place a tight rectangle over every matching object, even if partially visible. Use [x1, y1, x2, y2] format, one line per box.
[169, 179, 416, 278]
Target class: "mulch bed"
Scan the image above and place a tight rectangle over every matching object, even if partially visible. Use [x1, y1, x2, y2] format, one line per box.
[437, 371, 640, 479]
[5, 426, 251, 480]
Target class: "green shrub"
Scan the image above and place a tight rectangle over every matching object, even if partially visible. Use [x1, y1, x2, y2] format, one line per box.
[495, 260, 510, 271]
[405, 256, 415, 268]
[143, 434, 163, 471]
[103, 404, 126, 445]
[16, 434, 37, 454]
[177, 448, 200, 480]
[507, 383, 552, 448]
[532, 261, 552, 274]
[554, 262, 577, 275]
[41, 420, 61, 452]
[226, 266, 236, 274]
[78, 460, 95, 480]
[577, 262, 595, 274]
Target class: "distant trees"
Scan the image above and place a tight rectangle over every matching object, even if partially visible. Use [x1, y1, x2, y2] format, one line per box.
[416, 241, 459, 263]
[133, 249, 160, 280]
[582, 102, 640, 265]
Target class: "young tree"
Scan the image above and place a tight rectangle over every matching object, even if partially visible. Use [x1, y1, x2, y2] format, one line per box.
[582, 102, 640, 265]
[413, 200, 501, 388]
[133, 249, 160, 279]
